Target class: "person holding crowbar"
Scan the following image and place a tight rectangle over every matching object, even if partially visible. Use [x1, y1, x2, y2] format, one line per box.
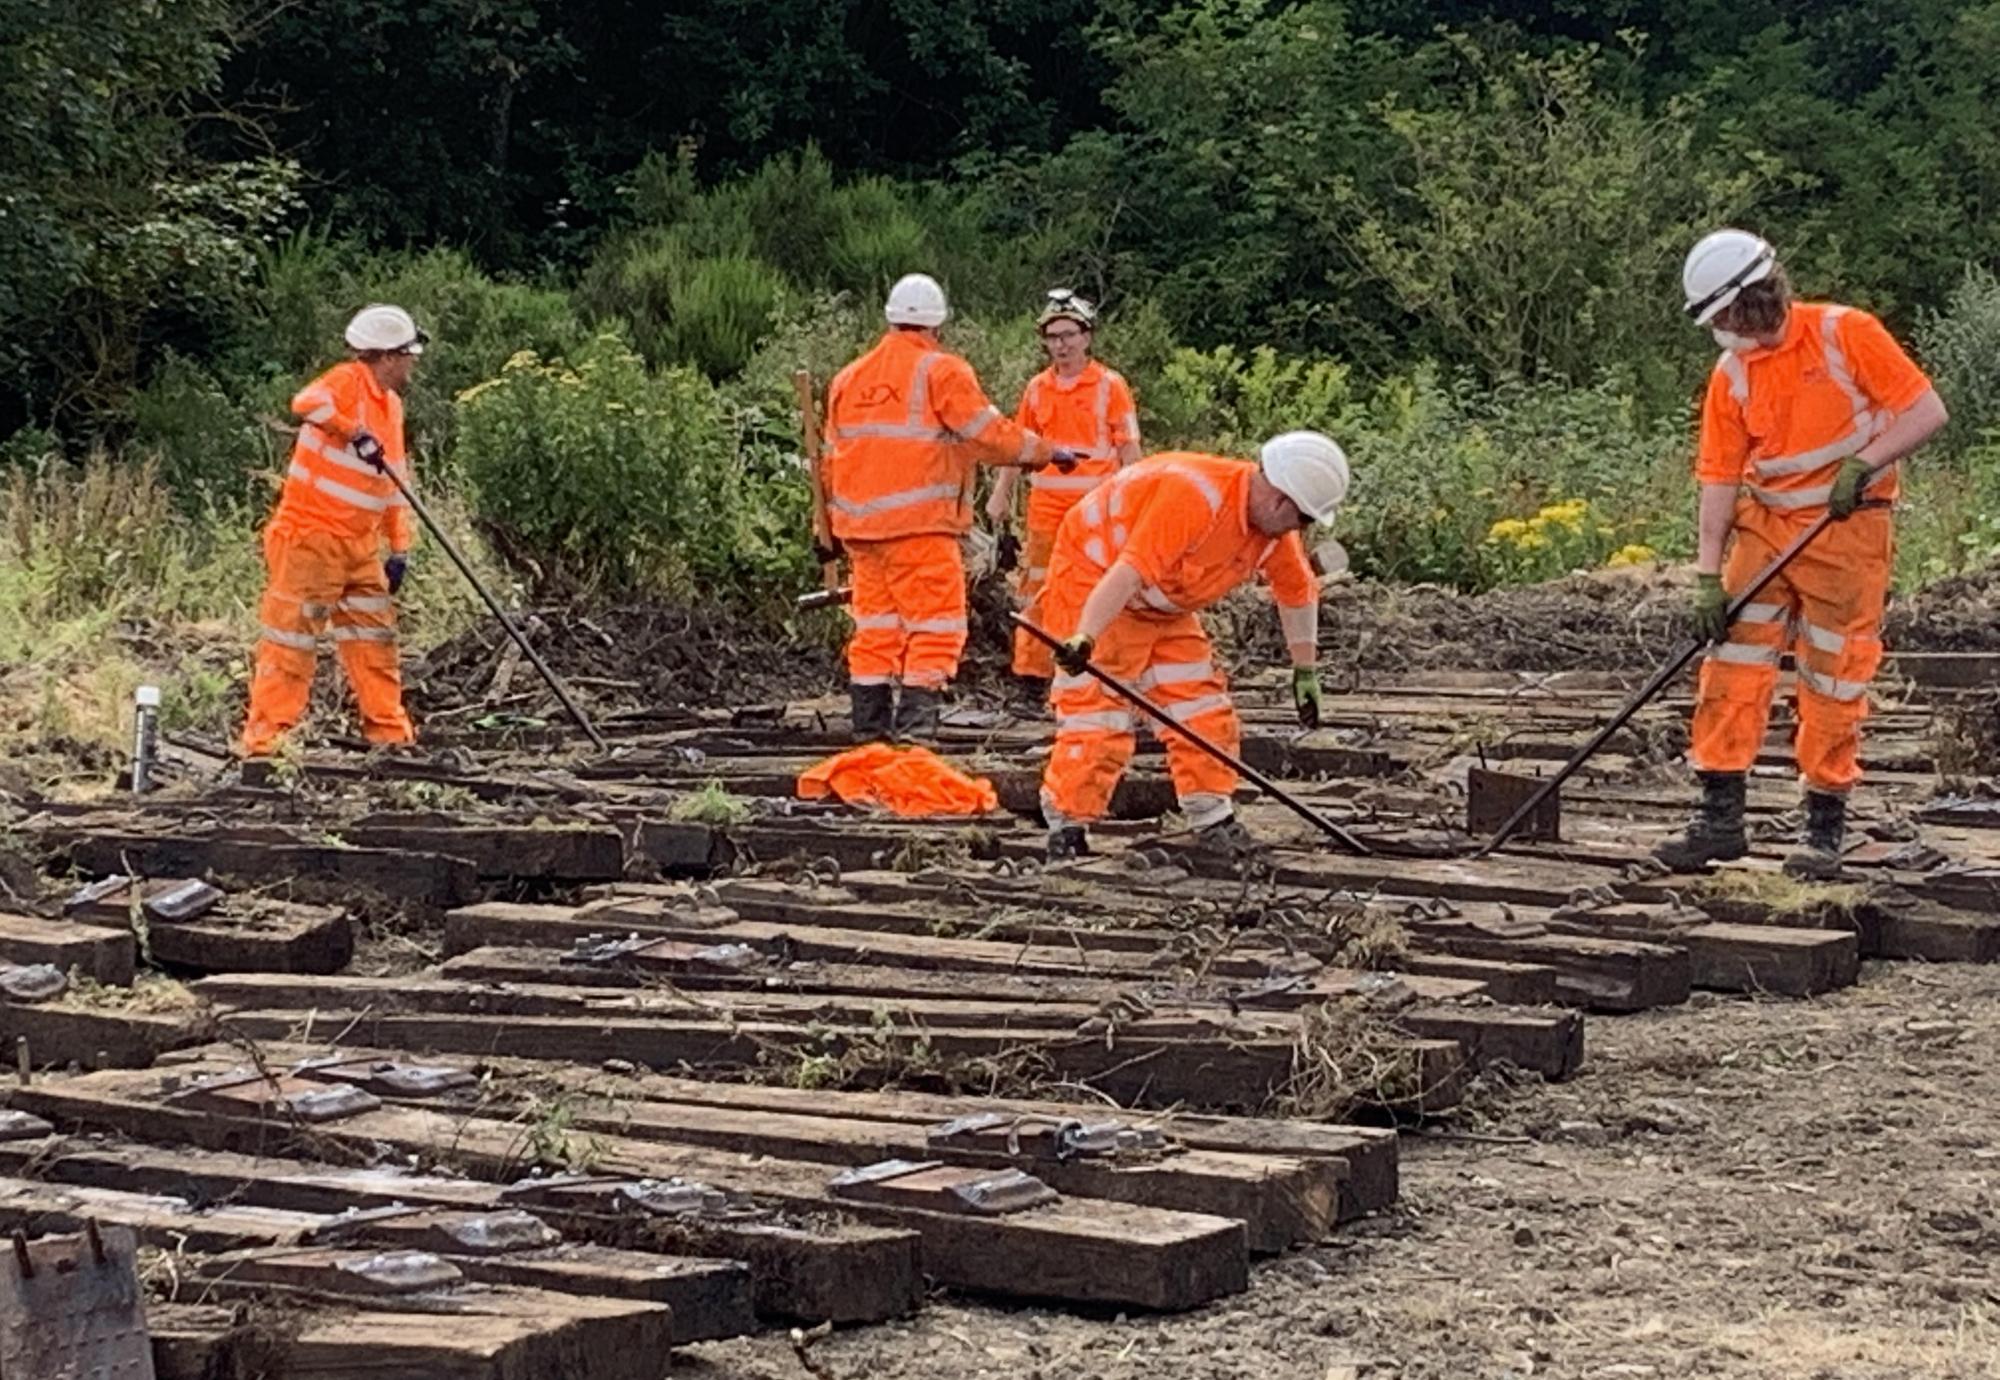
[1648, 230, 1948, 879]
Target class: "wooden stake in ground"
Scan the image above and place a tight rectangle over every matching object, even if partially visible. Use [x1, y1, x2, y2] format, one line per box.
[795, 369, 840, 595]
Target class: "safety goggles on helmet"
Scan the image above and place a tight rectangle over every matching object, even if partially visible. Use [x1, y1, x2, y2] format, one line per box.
[1037, 288, 1096, 331]
[1683, 245, 1776, 323]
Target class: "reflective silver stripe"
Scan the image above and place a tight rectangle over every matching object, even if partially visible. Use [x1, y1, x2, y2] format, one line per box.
[338, 595, 395, 614]
[328, 625, 396, 643]
[1180, 792, 1234, 830]
[830, 422, 955, 442]
[1016, 430, 1037, 464]
[827, 483, 964, 519]
[1752, 426, 1868, 478]
[300, 429, 390, 480]
[1030, 471, 1107, 491]
[1163, 462, 1224, 513]
[1750, 483, 1833, 510]
[904, 669, 949, 688]
[851, 613, 901, 630]
[1279, 602, 1316, 647]
[1093, 370, 1113, 456]
[1052, 671, 1093, 692]
[850, 674, 895, 685]
[1118, 411, 1140, 445]
[298, 600, 333, 620]
[1039, 786, 1078, 829]
[1108, 476, 1128, 518]
[1139, 585, 1181, 612]
[286, 462, 391, 512]
[1112, 522, 1129, 548]
[1718, 351, 1749, 405]
[960, 405, 1000, 440]
[260, 625, 318, 651]
[1709, 641, 1782, 666]
[1056, 709, 1135, 733]
[1166, 692, 1233, 722]
[1820, 306, 1874, 416]
[1799, 665, 1868, 702]
[1800, 621, 1846, 654]
[302, 403, 336, 425]
[1736, 601, 1786, 623]
[1079, 495, 1102, 527]
[1026, 567, 1048, 580]
[1083, 536, 1110, 567]
[1135, 660, 1214, 690]
[909, 351, 941, 429]
[904, 617, 968, 634]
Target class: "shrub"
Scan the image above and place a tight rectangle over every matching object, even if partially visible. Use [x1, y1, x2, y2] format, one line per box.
[1143, 344, 1361, 454]
[125, 352, 283, 511]
[456, 334, 802, 597]
[578, 229, 784, 377]
[1917, 264, 2000, 457]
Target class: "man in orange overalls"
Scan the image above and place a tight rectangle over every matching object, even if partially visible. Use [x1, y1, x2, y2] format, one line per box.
[986, 290, 1141, 709]
[1655, 230, 1949, 879]
[823, 273, 1074, 743]
[1040, 433, 1351, 861]
[241, 304, 427, 756]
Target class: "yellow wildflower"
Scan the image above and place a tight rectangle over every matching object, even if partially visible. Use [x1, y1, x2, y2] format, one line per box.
[1486, 517, 1529, 543]
[1605, 543, 1658, 568]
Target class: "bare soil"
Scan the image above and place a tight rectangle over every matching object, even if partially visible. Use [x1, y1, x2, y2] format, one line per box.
[684, 961, 2000, 1380]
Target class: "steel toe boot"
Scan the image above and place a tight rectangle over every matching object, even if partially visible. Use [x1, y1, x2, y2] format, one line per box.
[849, 682, 894, 743]
[1046, 824, 1090, 862]
[1193, 813, 1264, 860]
[1782, 790, 1848, 881]
[1650, 772, 1749, 870]
[895, 686, 942, 743]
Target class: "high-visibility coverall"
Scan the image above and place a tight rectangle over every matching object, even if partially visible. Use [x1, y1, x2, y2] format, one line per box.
[825, 331, 1048, 690]
[241, 361, 416, 755]
[1039, 453, 1319, 830]
[1691, 302, 1933, 793]
[1009, 361, 1139, 678]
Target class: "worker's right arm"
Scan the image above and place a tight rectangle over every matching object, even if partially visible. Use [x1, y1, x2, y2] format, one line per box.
[931, 357, 1056, 468]
[291, 368, 368, 445]
[1074, 561, 1147, 641]
[1693, 367, 1749, 574]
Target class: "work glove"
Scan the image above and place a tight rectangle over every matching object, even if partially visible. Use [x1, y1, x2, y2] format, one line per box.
[812, 535, 843, 566]
[1828, 456, 1873, 518]
[1692, 572, 1728, 643]
[384, 553, 408, 596]
[353, 431, 387, 472]
[996, 531, 1021, 574]
[1293, 667, 1324, 729]
[1054, 633, 1096, 675]
[1048, 447, 1080, 473]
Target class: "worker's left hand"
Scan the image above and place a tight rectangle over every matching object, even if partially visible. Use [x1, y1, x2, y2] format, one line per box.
[384, 554, 408, 595]
[353, 431, 387, 472]
[1293, 666, 1324, 728]
[1828, 456, 1874, 518]
[996, 531, 1021, 574]
[1048, 447, 1080, 473]
[1054, 633, 1096, 675]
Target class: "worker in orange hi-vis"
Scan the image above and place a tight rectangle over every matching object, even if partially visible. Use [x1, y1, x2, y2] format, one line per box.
[823, 273, 1076, 744]
[1654, 230, 1949, 880]
[240, 304, 428, 757]
[985, 289, 1142, 711]
[1038, 433, 1351, 863]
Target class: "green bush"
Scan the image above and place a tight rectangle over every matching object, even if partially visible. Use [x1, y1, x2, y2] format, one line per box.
[1143, 344, 1361, 454]
[125, 352, 284, 511]
[578, 229, 784, 377]
[1917, 265, 2000, 457]
[456, 333, 807, 597]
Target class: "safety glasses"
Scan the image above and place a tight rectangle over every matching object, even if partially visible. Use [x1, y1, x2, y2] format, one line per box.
[1685, 247, 1775, 322]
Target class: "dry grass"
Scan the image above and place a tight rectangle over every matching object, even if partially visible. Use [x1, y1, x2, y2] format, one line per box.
[60, 972, 206, 1014]
[1693, 868, 1866, 918]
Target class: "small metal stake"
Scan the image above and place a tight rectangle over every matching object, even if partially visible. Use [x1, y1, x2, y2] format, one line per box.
[14, 1036, 28, 1086]
[10, 1232, 31, 1279]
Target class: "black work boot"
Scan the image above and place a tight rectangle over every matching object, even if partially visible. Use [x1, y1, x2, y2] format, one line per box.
[849, 682, 894, 744]
[1012, 676, 1052, 716]
[1782, 790, 1848, 881]
[1651, 772, 1749, 871]
[895, 687, 942, 743]
[1046, 824, 1090, 862]
[1193, 813, 1264, 860]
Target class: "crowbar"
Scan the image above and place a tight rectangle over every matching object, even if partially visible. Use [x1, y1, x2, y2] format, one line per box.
[1012, 614, 1372, 855]
[1475, 493, 1892, 858]
[371, 461, 608, 753]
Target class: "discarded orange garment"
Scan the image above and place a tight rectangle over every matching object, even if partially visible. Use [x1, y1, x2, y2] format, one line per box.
[797, 744, 999, 817]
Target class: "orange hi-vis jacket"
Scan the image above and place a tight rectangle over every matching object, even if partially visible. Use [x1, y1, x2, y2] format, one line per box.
[281, 362, 415, 552]
[824, 331, 1044, 542]
[1014, 361, 1139, 531]
[1697, 302, 1931, 515]
[1057, 453, 1320, 657]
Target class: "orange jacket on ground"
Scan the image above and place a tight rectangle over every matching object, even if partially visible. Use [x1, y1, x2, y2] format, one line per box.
[798, 743, 1000, 816]
[1013, 361, 1139, 532]
[280, 361, 415, 552]
[1054, 453, 1319, 660]
[824, 331, 1047, 542]
[1697, 302, 1931, 516]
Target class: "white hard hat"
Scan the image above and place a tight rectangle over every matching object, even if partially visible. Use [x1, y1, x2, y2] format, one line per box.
[1260, 430, 1350, 522]
[1682, 230, 1776, 325]
[885, 274, 949, 328]
[1037, 288, 1097, 330]
[345, 304, 427, 355]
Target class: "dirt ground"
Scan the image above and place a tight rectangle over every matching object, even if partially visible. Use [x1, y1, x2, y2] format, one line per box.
[685, 961, 2000, 1380]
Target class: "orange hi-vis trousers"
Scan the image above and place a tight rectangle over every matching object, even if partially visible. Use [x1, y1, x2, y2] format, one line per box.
[242, 523, 413, 755]
[1037, 552, 1239, 830]
[1010, 524, 1063, 679]
[1690, 501, 1891, 793]
[846, 534, 969, 691]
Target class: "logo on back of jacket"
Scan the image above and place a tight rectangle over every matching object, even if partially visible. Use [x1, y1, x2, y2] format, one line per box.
[859, 383, 903, 407]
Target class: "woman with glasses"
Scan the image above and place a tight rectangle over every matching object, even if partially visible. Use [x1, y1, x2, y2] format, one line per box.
[986, 290, 1143, 710]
